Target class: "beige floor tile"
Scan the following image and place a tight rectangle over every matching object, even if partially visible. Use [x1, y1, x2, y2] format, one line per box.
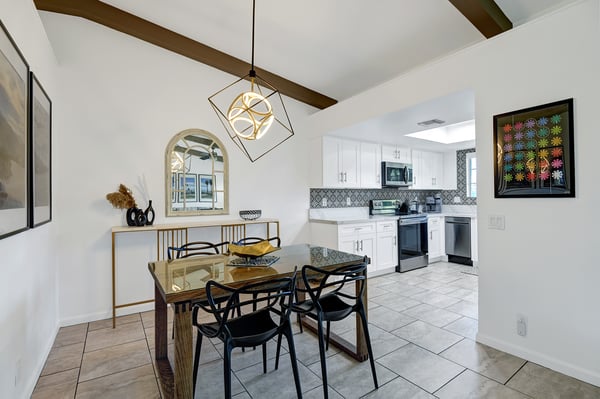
[88, 313, 141, 331]
[84, 320, 145, 352]
[442, 316, 478, 340]
[32, 368, 79, 399]
[79, 339, 151, 382]
[53, 324, 88, 349]
[507, 362, 600, 398]
[436, 369, 529, 399]
[361, 376, 435, 399]
[41, 342, 84, 376]
[76, 364, 160, 399]
[440, 339, 526, 384]
[392, 320, 463, 354]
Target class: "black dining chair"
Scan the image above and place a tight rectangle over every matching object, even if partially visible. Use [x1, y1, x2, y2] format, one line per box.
[167, 240, 229, 259]
[192, 273, 303, 399]
[275, 260, 377, 399]
[233, 236, 281, 247]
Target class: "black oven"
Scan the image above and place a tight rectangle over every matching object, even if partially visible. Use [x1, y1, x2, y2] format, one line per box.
[396, 215, 428, 272]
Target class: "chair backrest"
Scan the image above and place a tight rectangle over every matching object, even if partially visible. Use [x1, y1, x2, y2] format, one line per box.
[300, 260, 368, 312]
[234, 236, 281, 248]
[199, 272, 297, 338]
[167, 241, 228, 260]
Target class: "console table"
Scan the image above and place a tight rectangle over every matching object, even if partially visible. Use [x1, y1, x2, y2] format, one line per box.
[111, 218, 279, 328]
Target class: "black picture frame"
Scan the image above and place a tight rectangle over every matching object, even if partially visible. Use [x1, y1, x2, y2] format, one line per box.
[0, 21, 30, 239]
[493, 98, 575, 198]
[178, 173, 197, 203]
[30, 72, 52, 227]
[199, 174, 213, 202]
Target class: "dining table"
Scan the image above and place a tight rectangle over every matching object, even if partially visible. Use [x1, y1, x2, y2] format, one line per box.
[148, 243, 369, 399]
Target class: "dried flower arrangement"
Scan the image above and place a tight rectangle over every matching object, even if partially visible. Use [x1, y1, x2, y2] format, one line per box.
[106, 184, 137, 209]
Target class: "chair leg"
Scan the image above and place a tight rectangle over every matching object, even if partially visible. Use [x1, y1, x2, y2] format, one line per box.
[358, 307, 378, 389]
[192, 332, 203, 394]
[284, 324, 303, 399]
[316, 316, 329, 399]
[275, 333, 282, 370]
[223, 341, 233, 399]
[262, 342, 267, 374]
[325, 320, 331, 351]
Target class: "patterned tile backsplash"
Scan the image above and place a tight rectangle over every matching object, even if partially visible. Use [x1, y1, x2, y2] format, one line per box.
[310, 148, 477, 208]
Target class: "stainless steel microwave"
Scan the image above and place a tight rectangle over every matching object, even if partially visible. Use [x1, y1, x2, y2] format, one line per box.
[382, 161, 413, 187]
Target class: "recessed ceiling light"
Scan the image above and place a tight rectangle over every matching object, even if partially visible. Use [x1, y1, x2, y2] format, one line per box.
[417, 118, 445, 127]
[406, 120, 475, 144]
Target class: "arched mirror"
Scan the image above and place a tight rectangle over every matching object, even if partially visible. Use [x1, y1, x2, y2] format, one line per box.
[165, 129, 228, 216]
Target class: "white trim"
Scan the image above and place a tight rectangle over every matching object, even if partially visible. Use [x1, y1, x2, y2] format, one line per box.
[25, 321, 60, 399]
[59, 302, 155, 327]
[476, 332, 600, 387]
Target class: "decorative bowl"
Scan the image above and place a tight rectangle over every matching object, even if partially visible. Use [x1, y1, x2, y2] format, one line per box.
[239, 209, 262, 220]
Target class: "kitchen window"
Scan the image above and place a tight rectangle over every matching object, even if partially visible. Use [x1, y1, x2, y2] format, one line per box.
[466, 152, 477, 198]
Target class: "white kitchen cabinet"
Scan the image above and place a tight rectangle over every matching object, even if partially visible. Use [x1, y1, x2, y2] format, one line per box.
[360, 142, 381, 188]
[442, 150, 457, 190]
[338, 223, 376, 274]
[412, 150, 443, 190]
[427, 216, 444, 261]
[376, 220, 397, 272]
[322, 136, 360, 187]
[382, 144, 411, 163]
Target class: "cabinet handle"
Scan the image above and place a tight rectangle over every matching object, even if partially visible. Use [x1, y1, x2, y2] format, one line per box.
[377, 174, 380, 183]
[360, 240, 363, 251]
[340, 172, 343, 183]
[355, 240, 359, 251]
[430, 232, 432, 240]
[393, 236, 396, 246]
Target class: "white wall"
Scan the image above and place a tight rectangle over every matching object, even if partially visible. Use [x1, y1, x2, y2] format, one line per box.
[38, 11, 315, 325]
[0, 1, 60, 398]
[305, 0, 600, 387]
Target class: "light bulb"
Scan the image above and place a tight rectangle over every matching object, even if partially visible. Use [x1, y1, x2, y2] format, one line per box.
[227, 90, 274, 140]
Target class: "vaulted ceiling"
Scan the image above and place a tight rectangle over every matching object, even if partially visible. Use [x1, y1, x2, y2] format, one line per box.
[35, 0, 578, 109]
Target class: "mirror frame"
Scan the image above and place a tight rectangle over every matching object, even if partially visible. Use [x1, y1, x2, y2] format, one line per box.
[165, 128, 229, 216]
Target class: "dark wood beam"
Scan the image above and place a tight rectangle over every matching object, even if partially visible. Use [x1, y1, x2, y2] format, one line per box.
[448, 0, 512, 38]
[34, 0, 337, 109]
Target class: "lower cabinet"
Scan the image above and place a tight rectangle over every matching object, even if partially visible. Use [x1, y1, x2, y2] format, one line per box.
[376, 220, 397, 271]
[427, 216, 444, 261]
[338, 223, 376, 273]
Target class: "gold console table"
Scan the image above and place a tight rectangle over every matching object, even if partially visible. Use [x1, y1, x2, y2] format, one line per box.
[111, 218, 279, 328]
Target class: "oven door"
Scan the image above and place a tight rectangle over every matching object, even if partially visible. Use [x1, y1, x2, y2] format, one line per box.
[397, 217, 428, 272]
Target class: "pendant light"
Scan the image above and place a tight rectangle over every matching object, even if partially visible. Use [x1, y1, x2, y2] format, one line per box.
[208, 0, 294, 162]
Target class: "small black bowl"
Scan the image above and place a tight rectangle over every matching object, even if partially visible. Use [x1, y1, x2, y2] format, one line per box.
[239, 210, 262, 220]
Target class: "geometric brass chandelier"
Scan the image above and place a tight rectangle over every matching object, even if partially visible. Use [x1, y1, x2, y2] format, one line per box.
[208, 0, 294, 162]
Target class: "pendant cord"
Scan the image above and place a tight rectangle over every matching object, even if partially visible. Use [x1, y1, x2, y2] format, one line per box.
[250, 0, 256, 72]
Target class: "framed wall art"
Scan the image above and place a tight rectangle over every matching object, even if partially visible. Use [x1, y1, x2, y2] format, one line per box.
[0, 21, 30, 239]
[178, 173, 197, 203]
[493, 98, 574, 198]
[199, 174, 213, 202]
[30, 72, 52, 227]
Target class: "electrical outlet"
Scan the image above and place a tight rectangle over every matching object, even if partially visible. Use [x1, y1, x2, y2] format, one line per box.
[322, 198, 327, 207]
[453, 196, 462, 203]
[517, 314, 527, 337]
[346, 197, 351, 206]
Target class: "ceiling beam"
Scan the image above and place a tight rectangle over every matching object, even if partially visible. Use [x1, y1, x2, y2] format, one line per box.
[34, 0, 337, 109]
[448, 0, 512, 38]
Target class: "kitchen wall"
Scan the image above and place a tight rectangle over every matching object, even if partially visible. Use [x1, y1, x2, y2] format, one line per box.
[0, 1, 60, 398]
[310, 148, 476, 208]
[304, 0, 600, 387]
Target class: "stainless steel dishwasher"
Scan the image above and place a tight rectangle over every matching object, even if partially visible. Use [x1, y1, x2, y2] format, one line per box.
[445, 216, 473, 266]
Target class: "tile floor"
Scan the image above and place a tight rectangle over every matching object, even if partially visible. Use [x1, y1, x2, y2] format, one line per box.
[32, 262, 600, 398]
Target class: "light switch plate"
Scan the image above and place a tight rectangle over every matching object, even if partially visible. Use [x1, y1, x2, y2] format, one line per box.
[488, 215, 505, 230]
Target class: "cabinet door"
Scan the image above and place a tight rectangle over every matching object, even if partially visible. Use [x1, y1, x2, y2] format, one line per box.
[376, 231, 397, 270]
[411, 150, 424, 189]
[357, 233, 376, 273]
[340, 139, 360, 187]
[339, 236, 358, 255]
[381, 145, 396, 162]
[429, 151, 443, 188]
[427, 216, 444, 259]
[322, 136, 342, 187]
[396, 147, 412, 163]
[360, 142, 381, 188]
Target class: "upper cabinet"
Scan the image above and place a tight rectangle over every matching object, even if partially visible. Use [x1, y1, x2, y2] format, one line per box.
[381, 144, 411, 163]
[412, 149, 457, 190]
[312, 137, 382, 188]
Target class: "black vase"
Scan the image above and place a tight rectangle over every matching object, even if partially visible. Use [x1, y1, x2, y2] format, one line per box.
[144, 200, 155, 226]
[126, 207, 138, 226]
[134, 209, 147, 226]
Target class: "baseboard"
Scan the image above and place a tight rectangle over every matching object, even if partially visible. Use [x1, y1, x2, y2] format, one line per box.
[24, 320, 60, 399]
[60, 302, 155, 327]
[477, 332, 600, 387]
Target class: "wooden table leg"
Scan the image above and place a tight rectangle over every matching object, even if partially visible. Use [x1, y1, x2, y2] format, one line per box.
[355, 270, 368, 359]
[173, 302, 193, 399]
[155, 285, 174, 398]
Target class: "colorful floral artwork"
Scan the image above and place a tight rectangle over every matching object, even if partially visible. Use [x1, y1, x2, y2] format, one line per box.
[494, 99, 574, 197]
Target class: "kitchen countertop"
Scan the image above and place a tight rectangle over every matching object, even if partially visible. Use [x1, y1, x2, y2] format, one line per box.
[309, 207, 477, 225]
